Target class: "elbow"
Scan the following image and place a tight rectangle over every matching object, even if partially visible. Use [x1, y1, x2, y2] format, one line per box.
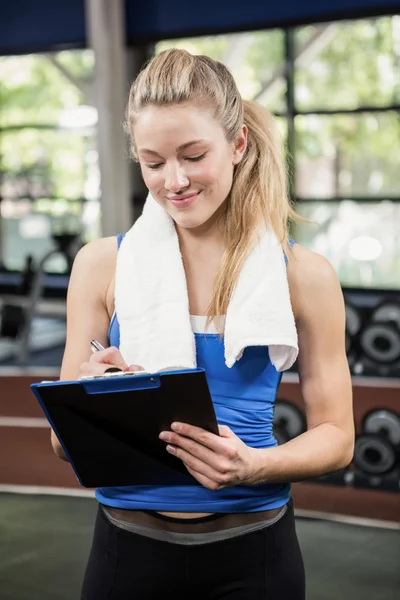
[51, 431, 69, 462]
[336, 433, 355, 470]
[338, 448, 354, 470]
[323, 422, 355, 471]
[53, 445, 69, 462]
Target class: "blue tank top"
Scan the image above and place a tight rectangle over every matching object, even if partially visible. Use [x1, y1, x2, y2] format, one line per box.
[95, 235, 294, 512]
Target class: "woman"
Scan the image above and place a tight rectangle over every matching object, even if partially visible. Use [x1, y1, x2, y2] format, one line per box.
[52, 49, 354, 599]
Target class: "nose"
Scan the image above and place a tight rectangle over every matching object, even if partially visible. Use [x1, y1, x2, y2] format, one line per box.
[164, 162, 189, 193]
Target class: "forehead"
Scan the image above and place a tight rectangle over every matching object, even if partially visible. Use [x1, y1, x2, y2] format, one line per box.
[133, 103, 226, 150]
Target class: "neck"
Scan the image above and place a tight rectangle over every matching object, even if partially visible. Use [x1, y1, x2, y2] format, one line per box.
[175, 203, 227, 253]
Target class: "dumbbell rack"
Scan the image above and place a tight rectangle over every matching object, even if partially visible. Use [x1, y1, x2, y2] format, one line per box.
[0, 370, 399, 523]
[278, 372, 400, 523]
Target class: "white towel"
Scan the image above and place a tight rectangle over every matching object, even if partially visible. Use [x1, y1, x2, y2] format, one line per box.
[115, 193, 298, 373]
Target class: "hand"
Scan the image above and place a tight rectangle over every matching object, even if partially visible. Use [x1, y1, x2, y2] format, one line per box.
[78, 345, 144, 378]
[159, 423, 260, 490]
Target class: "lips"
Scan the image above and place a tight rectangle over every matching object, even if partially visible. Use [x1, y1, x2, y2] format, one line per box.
[168, 191, 200, 208]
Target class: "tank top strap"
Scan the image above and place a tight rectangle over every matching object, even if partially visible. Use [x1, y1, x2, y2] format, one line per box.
[284, 238, 296, 265]
[116, 233, 125, 249]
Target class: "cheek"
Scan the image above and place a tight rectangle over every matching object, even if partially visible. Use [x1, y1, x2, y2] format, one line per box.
[211, 159, 234, 192]
[192, 165, 217, 185]
[196, 156, 232, 186]
[141, 168, 162, 192]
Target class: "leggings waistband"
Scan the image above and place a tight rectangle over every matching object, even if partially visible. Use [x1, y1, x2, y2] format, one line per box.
[101, 503, 289, 545]
[103, 503, 287, 534]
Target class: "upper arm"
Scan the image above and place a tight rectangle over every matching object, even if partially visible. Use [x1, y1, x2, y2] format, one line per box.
[287, 245, 354, 436]
[59, 236, 118, 381]
[51, 236, 118, 456]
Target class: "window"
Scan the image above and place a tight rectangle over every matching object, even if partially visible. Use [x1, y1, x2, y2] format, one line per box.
[155, 15, 400, 290]
[0, 50, 100, 273]
[295, 18, 399, 112]
[295, 201, 400, 289]
[295, 112, 400, 199]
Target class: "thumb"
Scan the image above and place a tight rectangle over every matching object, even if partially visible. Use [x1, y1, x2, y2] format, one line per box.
[125, 364, 145, 372]
[218, 424, 237, 438]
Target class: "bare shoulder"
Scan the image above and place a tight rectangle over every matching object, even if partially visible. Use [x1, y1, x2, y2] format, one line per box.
[287, 243, 339, 287]
[69, 236, 118, 286]
[72, 236, 118, 272]
[68, 236, 119, 310]
[286, 244, 344, 321]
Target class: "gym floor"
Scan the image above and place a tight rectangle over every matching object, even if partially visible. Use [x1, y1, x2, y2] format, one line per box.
[0, 493, 399, 600]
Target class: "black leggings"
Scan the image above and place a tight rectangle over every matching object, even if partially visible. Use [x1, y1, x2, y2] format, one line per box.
[81, 500, 305, 600]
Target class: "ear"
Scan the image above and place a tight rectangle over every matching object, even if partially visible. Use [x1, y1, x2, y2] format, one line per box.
[232, 125, 248, 165]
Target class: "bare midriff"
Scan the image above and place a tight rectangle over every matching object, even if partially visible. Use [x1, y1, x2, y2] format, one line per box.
[157, 511, 213, 518]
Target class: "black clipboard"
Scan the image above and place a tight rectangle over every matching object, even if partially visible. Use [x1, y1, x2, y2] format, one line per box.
[30, 368, 218, 488]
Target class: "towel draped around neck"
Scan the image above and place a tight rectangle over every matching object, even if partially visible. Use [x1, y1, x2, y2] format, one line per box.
[115, 194, 298, 373]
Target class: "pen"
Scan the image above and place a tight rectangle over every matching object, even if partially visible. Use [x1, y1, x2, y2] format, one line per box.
[91, 339, 106, 353]
[90, 339, 124, 375]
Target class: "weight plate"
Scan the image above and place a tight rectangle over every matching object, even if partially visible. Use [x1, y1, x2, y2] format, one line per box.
[345, 304, 361, 335]
[353, 434, 396, 475]
[363, 409, 400, 446]
[360, 323, 400, 363]
[274, 400, 305, 439]
[273, 425, 290, 446]
[372, 303, 400, 329]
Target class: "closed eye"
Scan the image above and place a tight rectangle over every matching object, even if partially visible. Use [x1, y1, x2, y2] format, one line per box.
[185, 152, 207, 162]
[146, 152, 207, 170]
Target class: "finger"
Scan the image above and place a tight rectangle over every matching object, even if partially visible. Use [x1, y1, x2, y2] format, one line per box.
[166, 444, 226, 485]
[90, 346, 129, 370]
[163, 430, 238, 474]
[184, 464, 225, 491]
[169, 422, 229, 454]
[125, 364, 145, 372]
[218, 424, 238, 439]
[162, 433, 225, 471]
[79, 362, 112, 377]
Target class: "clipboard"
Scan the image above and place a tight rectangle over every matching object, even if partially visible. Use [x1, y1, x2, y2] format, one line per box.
[30, 368, 218, 488]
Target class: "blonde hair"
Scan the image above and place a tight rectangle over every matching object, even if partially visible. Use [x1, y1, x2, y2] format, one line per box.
[126, 49, 302, 328]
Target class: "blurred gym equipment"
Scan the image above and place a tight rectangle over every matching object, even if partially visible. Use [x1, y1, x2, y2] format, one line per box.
[289, 289, 400, 379]
[275, 374, 400, 521]
[0, 231, 81, 365]
[344, 290, 400, 378]
[273, 399, 306, 445]
[353, 409, 400, 492]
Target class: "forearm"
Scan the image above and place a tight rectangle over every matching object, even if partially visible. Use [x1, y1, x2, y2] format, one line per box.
[251, 423, 354, 484]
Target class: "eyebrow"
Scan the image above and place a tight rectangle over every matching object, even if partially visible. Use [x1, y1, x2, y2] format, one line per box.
[139, 139, 206, 156]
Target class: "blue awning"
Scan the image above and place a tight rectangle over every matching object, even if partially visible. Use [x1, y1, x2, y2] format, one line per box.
[2, 0, 399, 55]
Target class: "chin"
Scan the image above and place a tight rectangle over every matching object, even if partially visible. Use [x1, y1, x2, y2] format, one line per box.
[164, 203, 209, 229]
[173, 214, 206, 229]
[162, 198, 223, 231]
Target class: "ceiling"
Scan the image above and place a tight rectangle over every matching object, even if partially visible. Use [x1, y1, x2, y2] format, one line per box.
[1, 0, 399, 55]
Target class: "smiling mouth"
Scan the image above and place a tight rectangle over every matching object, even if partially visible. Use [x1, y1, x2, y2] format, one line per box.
[169, 191, 199, 201]
[168, 192, 201, 208]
